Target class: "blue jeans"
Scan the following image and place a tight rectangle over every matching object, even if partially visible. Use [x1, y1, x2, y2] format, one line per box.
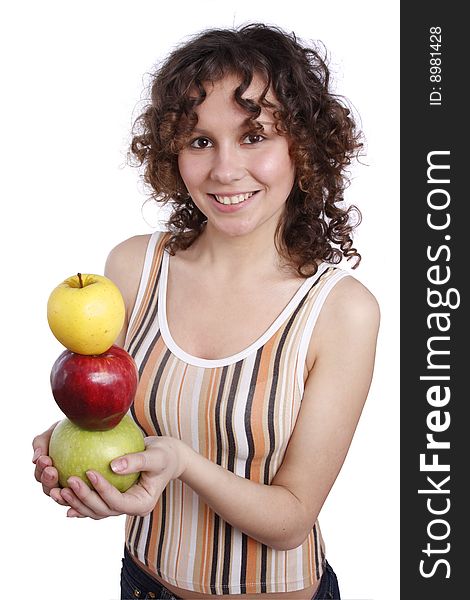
[120, 546, 341, 599]
[311, 561, 341, 599]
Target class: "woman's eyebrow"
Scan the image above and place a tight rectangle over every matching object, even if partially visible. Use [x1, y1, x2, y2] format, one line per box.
[192, 120, 275, 135]
[191, 127, 211, 135]
[254, 120, 275, 128]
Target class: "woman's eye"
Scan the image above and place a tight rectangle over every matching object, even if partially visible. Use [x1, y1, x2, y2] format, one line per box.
[190, 137, 213, 149]
[243, 133, 266, 145]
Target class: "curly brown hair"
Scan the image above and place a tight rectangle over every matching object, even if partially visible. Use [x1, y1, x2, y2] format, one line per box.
[130, 23, 364, 276]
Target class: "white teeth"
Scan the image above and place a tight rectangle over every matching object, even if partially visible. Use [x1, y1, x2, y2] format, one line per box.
[214, 192, 255, 205]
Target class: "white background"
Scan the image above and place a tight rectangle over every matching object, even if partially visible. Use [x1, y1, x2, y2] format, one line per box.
[1, 1, 399, 599]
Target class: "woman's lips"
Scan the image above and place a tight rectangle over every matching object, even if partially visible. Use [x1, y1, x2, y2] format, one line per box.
[213, 191, 255, 205]
[208, 190, 260, 212]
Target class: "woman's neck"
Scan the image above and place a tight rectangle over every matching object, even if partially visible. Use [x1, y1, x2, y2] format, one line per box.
[185, 224, 288, 282]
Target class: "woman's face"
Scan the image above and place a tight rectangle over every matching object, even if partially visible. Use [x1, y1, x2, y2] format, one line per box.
[177, 74, 296, 239]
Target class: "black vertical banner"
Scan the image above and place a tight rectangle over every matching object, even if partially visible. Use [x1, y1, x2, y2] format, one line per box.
[401, 3, 467, 599]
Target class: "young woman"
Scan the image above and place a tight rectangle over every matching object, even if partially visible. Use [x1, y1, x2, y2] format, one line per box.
[33, 24, 380, 600]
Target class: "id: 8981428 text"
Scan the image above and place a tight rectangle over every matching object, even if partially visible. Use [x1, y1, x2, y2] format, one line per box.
[429, 26, 442, 107]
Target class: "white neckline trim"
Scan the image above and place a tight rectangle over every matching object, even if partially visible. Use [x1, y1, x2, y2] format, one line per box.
[158, 250, 330, 368]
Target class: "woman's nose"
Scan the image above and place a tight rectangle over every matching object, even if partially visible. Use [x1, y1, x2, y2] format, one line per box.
[209, 146, 246, 184]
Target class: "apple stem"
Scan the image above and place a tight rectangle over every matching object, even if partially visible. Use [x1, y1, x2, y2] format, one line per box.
[77, 273, 84, 288]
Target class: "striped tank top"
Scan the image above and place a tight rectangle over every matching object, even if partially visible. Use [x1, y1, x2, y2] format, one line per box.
[124, 231, 349, 595]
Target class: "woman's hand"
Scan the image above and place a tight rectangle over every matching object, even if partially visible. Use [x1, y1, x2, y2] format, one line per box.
[32, 422, 60, 496]
[54, 436, 190, 519]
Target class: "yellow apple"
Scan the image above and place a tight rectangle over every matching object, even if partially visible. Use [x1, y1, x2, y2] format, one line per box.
[47, 273, 125, 355]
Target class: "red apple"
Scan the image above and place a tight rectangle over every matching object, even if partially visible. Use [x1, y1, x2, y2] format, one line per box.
[50, 345, 139, 431]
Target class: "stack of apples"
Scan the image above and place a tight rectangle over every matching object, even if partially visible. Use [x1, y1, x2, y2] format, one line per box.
[47, 273, 145, 492]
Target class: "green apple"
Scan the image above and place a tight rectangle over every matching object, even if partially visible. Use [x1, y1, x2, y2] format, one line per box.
[49, 415, 145, 492]
[47, 273, 125, 355]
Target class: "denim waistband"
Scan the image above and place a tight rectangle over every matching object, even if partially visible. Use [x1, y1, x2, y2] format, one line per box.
[121, 546, 181, 599]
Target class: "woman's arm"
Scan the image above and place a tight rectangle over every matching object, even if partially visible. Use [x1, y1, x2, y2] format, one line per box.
[103, 234, 150, 346]
[58, 276, 380, 550]
[180, 276, 380, 549]
[32, 235, 149, 495]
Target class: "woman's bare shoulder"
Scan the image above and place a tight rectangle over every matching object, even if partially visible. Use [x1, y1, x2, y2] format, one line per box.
[308, 272, 380, 369]
[325, 273, 380, 326]
[105, 234, 152, 268]
[104, 234, 152, 317]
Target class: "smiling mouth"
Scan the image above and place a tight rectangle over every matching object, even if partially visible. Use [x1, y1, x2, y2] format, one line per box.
[211, 191, 258, 205]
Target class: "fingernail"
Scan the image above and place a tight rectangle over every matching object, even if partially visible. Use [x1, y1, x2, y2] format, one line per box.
[86, 471, 98, 485]
[111, 458, 126, 473]
[32, 448, 42, 462]
[62, 489, 73, 502]
[68, 478, 79, 491]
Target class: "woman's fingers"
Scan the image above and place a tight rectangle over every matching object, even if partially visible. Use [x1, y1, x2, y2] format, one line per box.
[50, 487, 68, 506]
[48, 446, 171, 519]
[32, 422, 59, 462]
[64, 470, 162, 518]
[41, 466, 59, 493]
[59, 476, 120, 519]
[66, 508, 86, 518]
[85, 471, 155, 516]
[34, 454, 59, 495]
[34, 455, 51, 483]
[110, 451, 148, 475]
[110, 439, 182, 479]
[32, 422, 60, 496]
